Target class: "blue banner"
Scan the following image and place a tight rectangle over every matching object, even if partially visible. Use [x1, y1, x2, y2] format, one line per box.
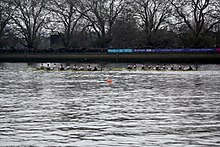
[108, 49, 133, 53]
[108, 48, 217, 53]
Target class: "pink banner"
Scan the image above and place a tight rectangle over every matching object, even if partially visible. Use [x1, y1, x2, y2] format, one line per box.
[217, 48, 220, 53]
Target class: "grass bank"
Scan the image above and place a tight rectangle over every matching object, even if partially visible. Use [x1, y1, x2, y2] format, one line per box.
[0, 53, 220, 63]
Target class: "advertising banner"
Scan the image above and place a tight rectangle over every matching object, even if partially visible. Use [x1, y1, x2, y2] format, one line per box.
[108, 48, 217, 53]
[188, 48, 216, 52]
[133, 49, 153, 53]
[108, 49, 133, 53]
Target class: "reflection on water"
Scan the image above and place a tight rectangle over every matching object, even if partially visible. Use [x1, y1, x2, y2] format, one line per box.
[0, 63, 220, 146]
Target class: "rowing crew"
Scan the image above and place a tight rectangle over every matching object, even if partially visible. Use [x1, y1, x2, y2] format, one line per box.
[39, 63, 100, 71]
[127, 64, 195, 71]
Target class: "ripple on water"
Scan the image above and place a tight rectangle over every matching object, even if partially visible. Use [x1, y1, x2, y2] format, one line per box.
[0, 64, 220, 146]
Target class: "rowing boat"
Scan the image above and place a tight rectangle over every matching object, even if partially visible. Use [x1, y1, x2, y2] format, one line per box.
[31, 67, 196, 72]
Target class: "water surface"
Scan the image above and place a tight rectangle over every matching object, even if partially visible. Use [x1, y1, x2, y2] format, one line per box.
[0, 63, 220, 146]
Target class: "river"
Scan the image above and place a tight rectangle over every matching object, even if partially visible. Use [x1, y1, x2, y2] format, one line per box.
[0, 63, 220, 146]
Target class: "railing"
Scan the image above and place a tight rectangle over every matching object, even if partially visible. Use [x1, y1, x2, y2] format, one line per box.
[1, 48, 220, 54]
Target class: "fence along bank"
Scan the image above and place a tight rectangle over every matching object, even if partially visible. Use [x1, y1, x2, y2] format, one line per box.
[0, 48, 220, 63]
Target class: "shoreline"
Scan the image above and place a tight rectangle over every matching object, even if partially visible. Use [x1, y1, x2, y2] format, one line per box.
[0, 53, 220, 63]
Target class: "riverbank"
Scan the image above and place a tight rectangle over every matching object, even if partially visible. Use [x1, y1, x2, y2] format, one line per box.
[0, 53, 220, 63]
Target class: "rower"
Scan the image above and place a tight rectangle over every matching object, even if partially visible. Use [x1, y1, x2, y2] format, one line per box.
[52, 63, 57, 70]
[46, 64, 50, 70]
[93, 66, 98, 71]
[133, 64, 137, 70]
[162, 64, 166, 70]
[79, 66, 85, 71]
[178, 65, 183, 70]
[73, 64, 78, 70]
[155, 64, 159, 70]
[141, 64, 145, 70]
[40, 63, 44, 70]
[127, 64, 132, 70]
[170, 65, 174, 70]
[188, 65, 193, 71]
[195, 64, 199, 71]
[59, 64, 65, 70]
[66, 65, 70, 70]
[87, 65, 92, 71]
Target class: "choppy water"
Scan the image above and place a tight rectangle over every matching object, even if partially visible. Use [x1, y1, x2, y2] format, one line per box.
[0, 63, 220, 146]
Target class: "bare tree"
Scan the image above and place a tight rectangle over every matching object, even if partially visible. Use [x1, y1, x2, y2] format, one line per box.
[0, 0, 14, 47]
[12, 0, 49, 49]
[131, 0, 172, 47]
[171, 0, 220, 47]
[48, 0, 86, 48]
[81, 0, 125, 47]
[209, 0, 220, 32]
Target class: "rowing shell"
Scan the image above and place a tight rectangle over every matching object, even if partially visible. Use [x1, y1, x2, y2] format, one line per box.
[31, 67, 195, 72]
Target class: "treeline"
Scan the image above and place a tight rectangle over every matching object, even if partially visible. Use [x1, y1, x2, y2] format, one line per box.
[0, 0, 220, 50]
